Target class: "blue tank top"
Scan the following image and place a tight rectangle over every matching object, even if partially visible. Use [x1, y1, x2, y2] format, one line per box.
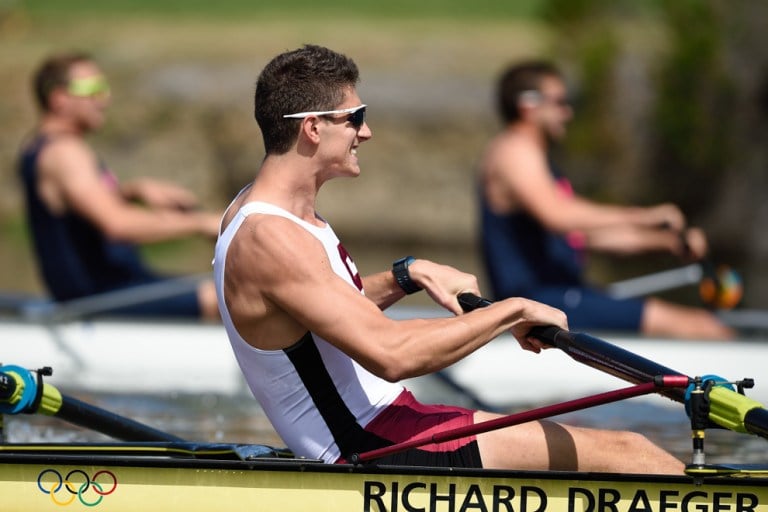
[480, 163, 584, 301]
[18, 135, 154, 301]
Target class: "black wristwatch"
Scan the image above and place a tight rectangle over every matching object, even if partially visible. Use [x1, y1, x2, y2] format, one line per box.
[392, 256, 422, 295]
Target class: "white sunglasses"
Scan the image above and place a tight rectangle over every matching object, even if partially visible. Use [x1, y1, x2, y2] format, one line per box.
[283, 104, 367, 128]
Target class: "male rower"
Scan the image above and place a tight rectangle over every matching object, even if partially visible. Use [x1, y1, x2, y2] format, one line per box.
[478, 60, 734, 339]
[19, 52, 221, 319]
[213, 45, 684, 474]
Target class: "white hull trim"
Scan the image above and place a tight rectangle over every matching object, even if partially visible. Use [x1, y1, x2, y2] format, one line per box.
[3, 307, 766, 408]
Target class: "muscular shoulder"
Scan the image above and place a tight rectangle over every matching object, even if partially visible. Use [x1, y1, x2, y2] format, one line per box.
[34, 136, 102, 214]
[228, 213, 328, 289]
[37, 135, 98, 180]
[480, 131, 548, 212]
[221, 212, 338, 349]
[481, 131, 539, 176]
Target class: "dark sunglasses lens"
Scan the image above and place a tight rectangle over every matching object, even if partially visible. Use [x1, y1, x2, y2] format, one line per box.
[349, 107, 366, 128]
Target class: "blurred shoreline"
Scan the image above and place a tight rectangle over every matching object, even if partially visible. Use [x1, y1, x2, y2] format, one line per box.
[2, 5, 766, 309]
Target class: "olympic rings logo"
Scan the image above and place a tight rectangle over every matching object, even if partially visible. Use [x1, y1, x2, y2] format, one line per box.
[37, 469, 118, 507]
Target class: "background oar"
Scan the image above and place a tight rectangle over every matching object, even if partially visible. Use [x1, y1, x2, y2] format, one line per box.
[606, 263, 703, 299]
[0, 365, 184, 442]
[606, 262, 743, 310]
[18, 273, 211, 323]
[605, 224, 743, 310]
[457, 293, 768, 440]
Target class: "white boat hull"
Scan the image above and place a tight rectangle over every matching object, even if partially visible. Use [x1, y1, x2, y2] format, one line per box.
[2, 319, 247, 395]
[3, 310, 766, 408]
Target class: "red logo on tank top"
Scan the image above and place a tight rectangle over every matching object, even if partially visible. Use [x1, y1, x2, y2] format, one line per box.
[337, 244, 363, 291]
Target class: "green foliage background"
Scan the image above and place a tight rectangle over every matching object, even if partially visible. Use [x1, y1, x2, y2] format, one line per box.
[1, 0, 766, 309]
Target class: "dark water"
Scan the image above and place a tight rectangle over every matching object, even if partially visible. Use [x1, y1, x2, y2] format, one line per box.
[5, 386, 766, 467]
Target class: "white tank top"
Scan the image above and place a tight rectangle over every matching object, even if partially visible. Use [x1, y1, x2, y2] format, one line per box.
[213, 200, 403, 462]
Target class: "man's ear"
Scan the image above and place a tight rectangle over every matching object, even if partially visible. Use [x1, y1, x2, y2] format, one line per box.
[517, 91, 541, 112]
[47, 87, 69, 113]
[301, 116, 322, 144]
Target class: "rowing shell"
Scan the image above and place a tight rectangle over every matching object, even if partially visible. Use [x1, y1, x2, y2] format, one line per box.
[0, 317, 247, 395]
[4, 310, 768, 408]
[2, 442, 767, 512]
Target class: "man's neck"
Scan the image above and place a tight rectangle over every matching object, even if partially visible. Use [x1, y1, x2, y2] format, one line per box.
[38, 115, 84, 137]
[506, 122, 549, 151]
[248, 154, 323, 225]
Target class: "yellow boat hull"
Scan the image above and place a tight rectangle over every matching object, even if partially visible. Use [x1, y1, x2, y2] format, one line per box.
[3, 449, 768, 512]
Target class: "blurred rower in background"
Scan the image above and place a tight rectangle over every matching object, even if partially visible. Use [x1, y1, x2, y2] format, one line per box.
[477, 60, 734, 340]
[18, 52, 221, 320]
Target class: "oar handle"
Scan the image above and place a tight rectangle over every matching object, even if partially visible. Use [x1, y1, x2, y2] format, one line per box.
[458, 293, 686, 402]
[527, 325, 563, 347]
[457, 292, 561, 348]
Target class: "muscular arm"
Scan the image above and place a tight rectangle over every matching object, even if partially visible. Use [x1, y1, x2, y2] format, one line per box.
[487, 140, 681, 232]
[120, 177, 204, 211]
[223, 215, 567, 383]
[361, 259, 480, 314]
[38, 137, 220, 243]
[483, 136, 694, 258]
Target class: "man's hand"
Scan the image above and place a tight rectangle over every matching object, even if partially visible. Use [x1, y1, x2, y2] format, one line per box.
[647, 203, 686, 232]
[407, 259, 481, 315]
[505, 298, 568, 354]
[678, 227, 709, 262]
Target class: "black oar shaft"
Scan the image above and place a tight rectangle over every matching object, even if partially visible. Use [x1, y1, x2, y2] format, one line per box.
[745, 409, 768, 439]
[457, 293, 768, 441]
[531, 326, 687, 404]
[56, 395, 183, 442]
[1, 367, 184, 442]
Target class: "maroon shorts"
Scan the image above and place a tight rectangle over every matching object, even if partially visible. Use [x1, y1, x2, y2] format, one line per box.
[338, 389, 483, 468]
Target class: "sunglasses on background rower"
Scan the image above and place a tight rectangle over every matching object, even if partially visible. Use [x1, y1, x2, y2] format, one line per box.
[283, 104, 367, 129]
[67, 75, 111, 98]
[519, 91, 570, 108]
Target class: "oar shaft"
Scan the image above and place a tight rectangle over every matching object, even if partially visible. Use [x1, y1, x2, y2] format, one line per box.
[530, 326, 687, 404]
[0, 366, 184, 442]
[606, 264, 703, 299]
[745, 409, 768, 439]
[458, 293, 768, 441]
[56, 395, 184, 442]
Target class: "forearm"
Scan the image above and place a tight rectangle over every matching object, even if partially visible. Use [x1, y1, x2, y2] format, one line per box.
[385, 295, 566, 380]
[99, 207, 212, 243]
[584, 225, 682, 255]
[361, 270, 406, 310]
[538, 198, 681, 235]
[365, 299, 532, 381]
[120, 178, 200, 211]
[538, 198, 650, 234]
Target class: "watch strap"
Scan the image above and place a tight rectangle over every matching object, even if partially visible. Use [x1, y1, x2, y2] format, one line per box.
[392, 256, 422, 295]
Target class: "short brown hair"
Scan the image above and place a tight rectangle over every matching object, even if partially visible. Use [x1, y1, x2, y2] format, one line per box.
[497, 60, 562, 123]
[254, 45, 360, 155]
[32, 52, 93, 111]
